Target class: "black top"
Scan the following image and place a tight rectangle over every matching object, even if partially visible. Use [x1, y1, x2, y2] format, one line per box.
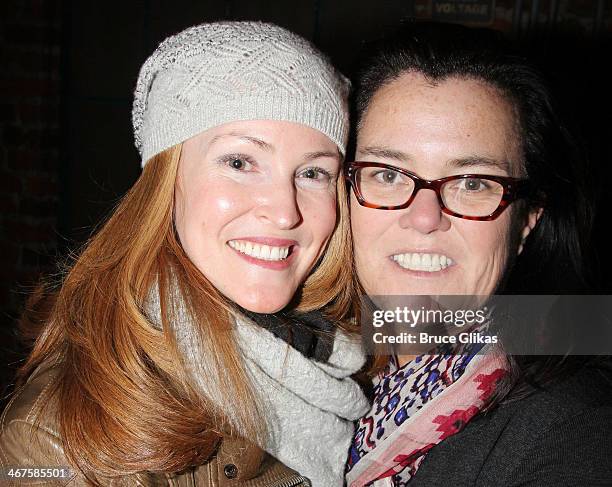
[409, 363, 612, 486]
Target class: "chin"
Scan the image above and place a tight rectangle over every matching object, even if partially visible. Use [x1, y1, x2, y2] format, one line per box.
[234, 294, 290, 314]
[243, 304, 284, 314]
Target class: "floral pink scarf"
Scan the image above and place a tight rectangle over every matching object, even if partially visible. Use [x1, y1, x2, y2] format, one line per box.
[346, 341, 508, 486]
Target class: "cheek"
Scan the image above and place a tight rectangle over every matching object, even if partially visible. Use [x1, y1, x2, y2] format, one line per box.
[212, 193, 234, 213]
[349, 201, 390, 279]
[300, 189, 338, 240]
[463, 218, 513, 279]
[350, 199, 386, 249]
[176, 181, 246, 249]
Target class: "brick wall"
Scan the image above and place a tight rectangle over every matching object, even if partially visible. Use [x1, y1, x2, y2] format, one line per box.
[0, 0, 61, 404]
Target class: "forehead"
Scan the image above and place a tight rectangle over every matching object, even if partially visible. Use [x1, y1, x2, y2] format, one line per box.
[358, 72, 523, 174]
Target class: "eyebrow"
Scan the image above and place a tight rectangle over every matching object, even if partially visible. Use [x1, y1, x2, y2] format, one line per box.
[358, 146, 410, 162]
[358, 145, 510, 173]
[209, 132, 274, 152]
[211, 132, 340, 162]
[446, 156, 510, 173]
[303, 150, 341, 162]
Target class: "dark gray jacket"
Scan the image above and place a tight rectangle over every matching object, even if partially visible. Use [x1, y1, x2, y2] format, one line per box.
[410, 363, 612, 486]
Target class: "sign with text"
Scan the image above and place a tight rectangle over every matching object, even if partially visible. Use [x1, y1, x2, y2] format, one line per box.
[432, 0, 495, 24]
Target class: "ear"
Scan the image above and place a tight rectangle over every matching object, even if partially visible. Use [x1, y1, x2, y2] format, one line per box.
[517, 207, 543, 255]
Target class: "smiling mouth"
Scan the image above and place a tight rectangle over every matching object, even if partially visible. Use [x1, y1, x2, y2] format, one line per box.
[228, 240, 294, 261]
[391, 252, 454, 272]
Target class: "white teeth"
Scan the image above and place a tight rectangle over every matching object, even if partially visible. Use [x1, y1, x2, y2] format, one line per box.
[228, 240, 291, 261]
[392, 252, 453, 272]
[261, 245, 271, 259]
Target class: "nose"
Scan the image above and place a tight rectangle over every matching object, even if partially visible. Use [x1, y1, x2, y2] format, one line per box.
[398, 188, 450, 234]
[254, 182, 303, 230]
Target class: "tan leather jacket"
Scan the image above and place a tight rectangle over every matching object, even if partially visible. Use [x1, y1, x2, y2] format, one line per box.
[0, 365, 310, 486]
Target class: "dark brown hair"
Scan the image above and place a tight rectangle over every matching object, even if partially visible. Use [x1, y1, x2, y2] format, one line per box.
[351, 20, 605, 407]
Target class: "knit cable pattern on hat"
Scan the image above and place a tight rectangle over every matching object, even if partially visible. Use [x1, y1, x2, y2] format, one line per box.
[132, 21, 350, 165]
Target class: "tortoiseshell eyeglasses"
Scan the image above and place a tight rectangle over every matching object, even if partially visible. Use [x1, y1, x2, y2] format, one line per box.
[345, 161, 533, 221]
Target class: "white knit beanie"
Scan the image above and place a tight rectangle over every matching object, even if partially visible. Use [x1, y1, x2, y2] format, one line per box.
[132, 21, 350, 165]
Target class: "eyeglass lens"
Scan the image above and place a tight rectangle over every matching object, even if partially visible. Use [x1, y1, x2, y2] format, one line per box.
[355, 166, 505, 217]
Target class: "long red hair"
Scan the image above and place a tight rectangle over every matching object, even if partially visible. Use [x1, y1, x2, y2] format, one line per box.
[17, 143, 358, 481]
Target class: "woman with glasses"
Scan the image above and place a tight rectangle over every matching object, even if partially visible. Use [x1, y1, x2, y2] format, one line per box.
[345, 22, 612, 486]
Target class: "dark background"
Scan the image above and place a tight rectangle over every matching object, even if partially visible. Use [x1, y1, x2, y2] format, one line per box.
[1, 0, 611, 408]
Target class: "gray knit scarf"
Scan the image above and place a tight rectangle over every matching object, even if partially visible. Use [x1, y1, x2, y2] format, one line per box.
[145, 284, 369, 487]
